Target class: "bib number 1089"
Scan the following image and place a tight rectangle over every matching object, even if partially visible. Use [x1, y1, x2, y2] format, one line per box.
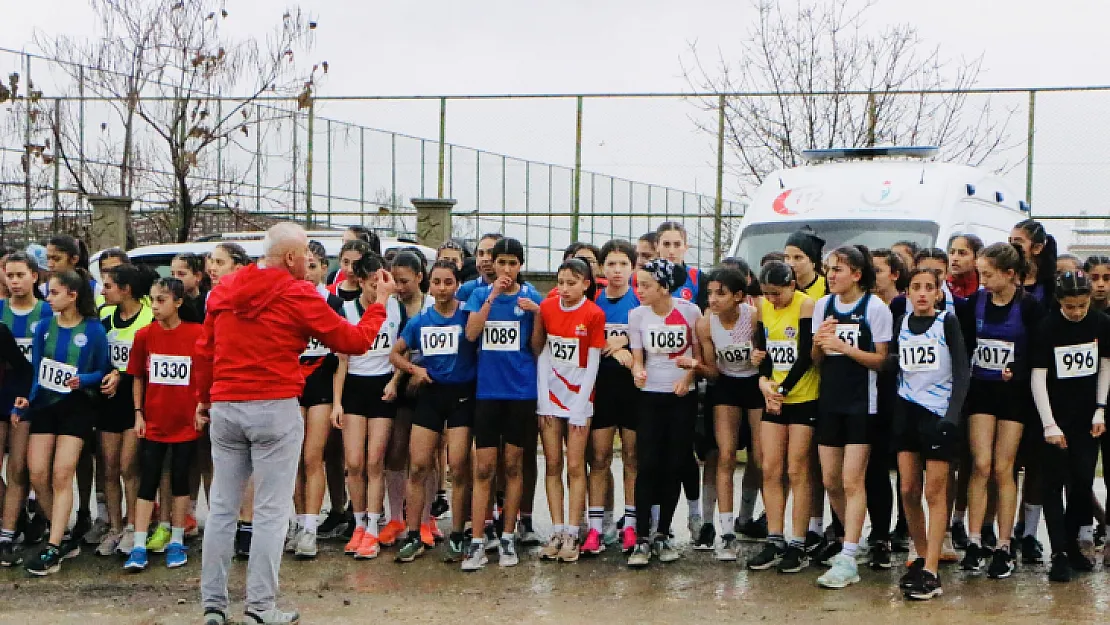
[483, 321, 521, 352]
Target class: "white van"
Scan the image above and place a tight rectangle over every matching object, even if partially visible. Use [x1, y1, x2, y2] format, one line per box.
[727, 147, 1029, 263]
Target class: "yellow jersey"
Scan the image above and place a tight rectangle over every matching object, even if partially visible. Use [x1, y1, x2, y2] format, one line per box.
[761, 290, 819, 404]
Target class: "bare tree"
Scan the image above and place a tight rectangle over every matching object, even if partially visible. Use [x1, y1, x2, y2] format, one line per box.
[683, 0, 1018, 197]
[37, 0, 324, 242]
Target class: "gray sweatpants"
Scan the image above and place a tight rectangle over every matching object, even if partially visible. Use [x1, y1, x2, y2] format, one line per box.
[201, 398, 304, 615]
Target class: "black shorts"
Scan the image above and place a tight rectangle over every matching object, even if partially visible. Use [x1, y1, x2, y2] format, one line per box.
[300, 365, 335, 408]
[762, 400, 818, 427]
[816, 410, 873, 447]
[29, 393, 97, 439]
[965, 378, 1032, 424]
[894, 398, 956, 462]
[707, 375, 765, 411]
[413, 382, 476, 433]
[473, 399, 536, 450]
[341, 373, 397, 418]
[97, 374, 136, 433]
[591, 366, 639, 431]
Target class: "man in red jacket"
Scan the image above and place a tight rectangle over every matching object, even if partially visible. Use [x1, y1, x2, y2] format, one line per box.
[196, 223, 392, 625]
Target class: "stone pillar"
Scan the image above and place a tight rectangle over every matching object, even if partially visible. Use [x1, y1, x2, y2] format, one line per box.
[87, 195, 132, 252]
[411, 197, 457, 248]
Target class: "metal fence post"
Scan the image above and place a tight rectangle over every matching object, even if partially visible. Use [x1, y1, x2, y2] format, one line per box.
[571, 95, 583, 242]
[52, 98, 61, 228]
[326, 119, 333, 227]
[438, 97, 447, 199]
[78, 65, 86, 184]
[714, 94, 726, 263]
[305, 98, 315, 227]
[254, 104, 261, 211]
[1026, 90, 1036, 205]
[359, 126, 366, 219]
[23, 52, 32, 238]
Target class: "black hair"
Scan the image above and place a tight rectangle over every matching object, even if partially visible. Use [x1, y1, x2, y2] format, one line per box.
[490, 238, 526, 284]
[906, 267, 942, 290]
[655, 221, 688, 241]
[719, 257, 760, 297]
[892, 240, 920, 257]
[828, 244, 877, 292]
[307, 240, 328, 264]
[214, 242, 250, 267]
[1057, 253, 1081, 273]
[104, 264, 159, 302]
[437, 239, 469, 258]
[759, 260, 795, 288]
[760, 251, 786, 267]
[1014, 218, 1058, 288]
[429, 258, 462, 282]
[557, 258, 598, 301]
[914, 247, 949, 267]
[340, 239, 371, 263]
[48, 234, 90, 270]
[706, 267, 748, 298]
[599, 239, 637, 265]
[347, 225, 381, 255]
[871, 247, 909, 292]
[979, 242, 1025, 277]
[51, 269, 98, 318]
[1055, 271, 1092, 299]
[1084, 255, 1110, 272]
[391, 250, 429, 293]
[3, 251, 44, 298]
[947, 233, 984, 257]
[638, 232, 658, 246]
[784, 226, 826, 267]
[351, 250, 384, 280]
[98, 248, 130, 269]
[478, 232, 505, 247]
[173, 252, 207, 275]
[153, 277, 186, 301]
[565, 242, 602, 264]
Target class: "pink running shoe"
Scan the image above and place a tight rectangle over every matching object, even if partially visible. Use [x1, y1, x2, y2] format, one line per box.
[581, 529, 604, 556]
[621, 525, 637, 553]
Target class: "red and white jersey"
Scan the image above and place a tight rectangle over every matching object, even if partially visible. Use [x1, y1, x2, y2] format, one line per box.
[628, 298, 703, 393]
[537, 296, 606, 422]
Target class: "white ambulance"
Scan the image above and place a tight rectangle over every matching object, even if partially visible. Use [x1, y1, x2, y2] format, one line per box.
[727, 146, 1029, 263]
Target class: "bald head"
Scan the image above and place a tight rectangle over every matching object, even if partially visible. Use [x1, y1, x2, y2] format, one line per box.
[263, 222, 310, 279]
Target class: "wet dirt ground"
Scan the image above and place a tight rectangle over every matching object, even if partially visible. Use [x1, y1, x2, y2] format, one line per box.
[2, 460, 1109, 625]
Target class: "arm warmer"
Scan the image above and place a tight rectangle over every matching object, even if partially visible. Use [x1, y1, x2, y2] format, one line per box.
[757, 321, 772, 379]
[1095, 357, 1110, 426]
[1031, 368, 1060, 437]
[567, 348, 602, 425]
[780, 317, 813, 396]
[943, 313, 971, 426]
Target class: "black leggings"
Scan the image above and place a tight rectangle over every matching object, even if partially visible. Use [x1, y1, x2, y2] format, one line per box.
[635, 391, 697, 539]
[137, 439, 198, 501]
[1041, 428, 1098, 556]
[864, 413, 894, 542]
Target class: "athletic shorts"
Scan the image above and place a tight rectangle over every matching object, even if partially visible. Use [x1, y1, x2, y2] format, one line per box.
[473, 399, 536, 450]
[816, 410, 873, 447]
[97, 375, 136, 434]
[591, 366, 639, 431]
[965, 378, 1032, 424]
[894, 398, 956, 462]
[413, 381, 476, 433]
[762, 400, 818, 427]
[341, 373, 397, 419]
[707, 375, 765, 411]
[29, 393, 97, 439]
[300, 365, 335, 408]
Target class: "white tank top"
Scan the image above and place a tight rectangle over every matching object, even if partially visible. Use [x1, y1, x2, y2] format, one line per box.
[896, 311, 953, 416]
[710, 303, 758, 378]
[343, 297, 402, 377]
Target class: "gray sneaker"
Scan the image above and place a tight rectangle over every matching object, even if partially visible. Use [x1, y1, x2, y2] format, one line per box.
[653, 535, 680, 563]
[283, 523, 301, 554]
[95, 530, 122, 557]
[714, 534, 739, 562]
[116, 527, 135, 555]
[294, 531, 317, 559]
[498, 537, 519, 567]
[203, 609, 228, 625]
[461, 541, 488, 571]
[244, 607, 300, 624]
[84, 518, 111, 546]
[627, 539, 651, 568]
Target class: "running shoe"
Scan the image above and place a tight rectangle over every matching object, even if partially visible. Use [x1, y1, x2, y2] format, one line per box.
[124, 546, 148, 571]
[803, 530, 825, 556]
[777, 544, 809, 574]
[461, 541, 487, 571]
[234, 525, 252, 559]
[498, 536, 518, 567]
[1020, 535, 1044, 565]
[430, 522, 445, 543]
[693, 522, 715, 551]
[317, 509, 350, 539]
[379, 520, 406, 547]
[431, 493, 450, 520]
[960, 543, 984, 573]
[890, 522, 911, 553]
[869, 540, 892, 570]
[165, 542, 188, 568]
[84, 517, 111, 546]
[1048, 552, 1071, 582]
[0, 541, 22, 567]
[558, 536, 580, 562]
[59, 535, 81, 560]
[981, 525, 998, 549]
[950, 521, 969, 550]
[899, 557, 925, 590]
[148, 525, 172, 553]
[344, 526, 366, 555]
[581, 528, 604, 556]
[627, 539, 651, 568]
[621, 526, 637, 553]
[294, 531, 317, 559]
[986, 548, 1014, 579]
[419, 522, 436, 549]
[96, 530, 122, 557]
[687, 514, 704, 540]
[540, 533, 562, 560]
[71, 511, 92, 544]
[817, 553, 860, 589]
[653, 535, 680, 563]
[1067, 548, 1094, 572]
[444, 533, 466, 563]
[22, 509, 48, 546]
[243, 607, 301, 624]
[516, 518, 542, 547]
[736, 514, 769, 541]
[1079, 537, 1096, 562]
[484, 524, 499, 553]
[714, 534, 739, 562]
[602, 521, 619, 547]
[747, 542, 784, 571]
[395, 532, 425, 563]
[203, 609, 228, 625]
[1012, 520, 1024, 543]
[816, 540, 842, 566]
[354, 532, 380, 560]
[284, 523, 301, 554]
[115, 527, 134, 555]
[184, 514, 200, 539]
[940, 532, 960, 563]
[25, 543, 62, 576]
[905, 569, 942, 600]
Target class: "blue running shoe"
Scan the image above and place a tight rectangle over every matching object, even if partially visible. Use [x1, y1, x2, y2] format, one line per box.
[124, 547, 148, 571]
[165, 542, 187, 569]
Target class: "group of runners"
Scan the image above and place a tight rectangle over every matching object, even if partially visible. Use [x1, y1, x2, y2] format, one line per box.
[0, 216, 1108, 613]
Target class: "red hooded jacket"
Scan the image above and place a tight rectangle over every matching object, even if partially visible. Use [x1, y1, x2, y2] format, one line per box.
[195, 263, 386, 404]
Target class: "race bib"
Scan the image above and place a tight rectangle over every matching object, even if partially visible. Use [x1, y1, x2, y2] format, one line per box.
[1054, 342, 1097, 379]
[604, 323, 629, 342]
[767, 339, 797, 373]
[38, 358, 77, 394]
[645, 325, 686, 355]
[108, 338, 132, 369]
[899, 336, 940, 372]
[483, 321, 521, 352]
[421, 325, 461, 357]
[367, 330, 392, 355]
[15, 338, 32, 362]
[301, 337, 330, 359]
[717, 342, 752, 366]
[548, 336, 579, 367]
[975, 338, 1014, 372]
[149, 354, 192, 386]
[830, 323, 860, 356]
